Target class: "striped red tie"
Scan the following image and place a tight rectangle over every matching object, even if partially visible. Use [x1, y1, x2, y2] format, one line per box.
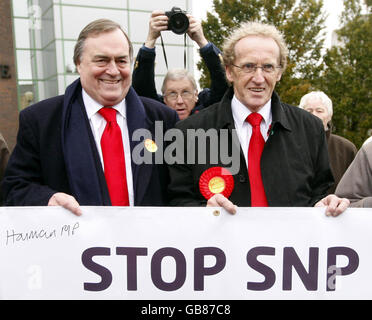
[98, 107, 129, 206]
[246, 113, 268, 207]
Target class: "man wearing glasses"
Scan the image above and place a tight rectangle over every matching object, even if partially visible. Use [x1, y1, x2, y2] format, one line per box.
[132, 10, 228, 120]
[168, 21, 350, 216]
[160, 69, 199, 120]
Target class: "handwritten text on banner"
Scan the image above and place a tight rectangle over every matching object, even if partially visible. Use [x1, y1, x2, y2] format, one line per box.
[0, 206, 370, 299]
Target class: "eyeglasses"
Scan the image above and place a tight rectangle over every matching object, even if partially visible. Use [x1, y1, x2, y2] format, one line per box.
[231, 63, 282, 74]
[165, 91, 194, 100]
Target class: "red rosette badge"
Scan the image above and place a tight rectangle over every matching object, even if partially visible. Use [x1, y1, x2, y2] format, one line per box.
[199, 167, 234, 200]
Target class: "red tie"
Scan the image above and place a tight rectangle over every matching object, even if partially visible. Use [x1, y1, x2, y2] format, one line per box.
[98, 107, 129, 206]
[246, 113, 268, 207]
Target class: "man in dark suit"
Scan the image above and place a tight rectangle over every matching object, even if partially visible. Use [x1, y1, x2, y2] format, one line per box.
[168, 21, 349, 216]
[2, 19, 178, 215]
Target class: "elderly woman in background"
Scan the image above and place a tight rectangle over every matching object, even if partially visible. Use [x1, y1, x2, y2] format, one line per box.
[299, 91, 357, 194]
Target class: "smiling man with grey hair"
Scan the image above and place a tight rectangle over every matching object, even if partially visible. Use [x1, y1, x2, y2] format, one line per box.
[2, 19, 178, 215]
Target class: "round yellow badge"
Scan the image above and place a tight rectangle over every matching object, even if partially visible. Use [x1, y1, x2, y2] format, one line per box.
[208, 177, 226, 194]
[144, 139, 158, 152]
[199, 167, 234, 200]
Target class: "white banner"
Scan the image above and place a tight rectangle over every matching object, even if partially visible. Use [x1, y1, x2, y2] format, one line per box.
[0, 206, 371, 300]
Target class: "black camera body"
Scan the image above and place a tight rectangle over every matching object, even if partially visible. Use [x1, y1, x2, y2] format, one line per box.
[165, 7, 189, 35]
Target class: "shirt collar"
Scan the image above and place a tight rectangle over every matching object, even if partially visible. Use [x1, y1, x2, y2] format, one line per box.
[231, 95, 272, 128]
[82, 89, 126, 120]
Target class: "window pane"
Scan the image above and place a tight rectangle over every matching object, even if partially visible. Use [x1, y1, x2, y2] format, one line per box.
[40, 8, 55, 49]
[44, 76, 58, 99]
[16, 50, 33, 80]
[61, 6, 127, 39]
[41, 43, 57, 80]
[128, 11, 149, 44]
[65, 74, 79, 87]
[13, 18, 31, 48]
[63, 40, 77, 74]
[12, 0, 29, 17]
[59, 0, 126, 8]
[38, 0, 53, 14]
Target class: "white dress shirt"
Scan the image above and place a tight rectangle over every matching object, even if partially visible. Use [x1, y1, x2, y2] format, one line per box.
[231, 95, 272, 168]
[82, 89, 134, 205]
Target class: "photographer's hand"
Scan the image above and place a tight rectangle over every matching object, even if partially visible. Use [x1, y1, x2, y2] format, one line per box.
[145, 10, 169, 49]
[187, 15, 208, 48]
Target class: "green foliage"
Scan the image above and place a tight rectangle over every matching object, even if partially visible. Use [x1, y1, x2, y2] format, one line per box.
[321, 0, 372, 147]
[198, 0, 327, 105]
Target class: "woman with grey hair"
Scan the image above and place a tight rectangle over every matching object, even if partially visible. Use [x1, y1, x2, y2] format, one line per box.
[299, 91, 357, 194]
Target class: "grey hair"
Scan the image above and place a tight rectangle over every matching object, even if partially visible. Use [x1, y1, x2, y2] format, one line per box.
[299, 91, 333, 118]
[222, 21, 288, 72]
[161, 69, 198, 94]
[73, 19, 133, 66]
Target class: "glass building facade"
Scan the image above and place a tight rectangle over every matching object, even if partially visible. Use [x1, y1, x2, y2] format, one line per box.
[11, 0, 193, 109]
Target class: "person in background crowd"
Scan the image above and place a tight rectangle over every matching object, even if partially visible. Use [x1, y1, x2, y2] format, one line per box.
[167, 21, 349, 216]
[299, 91, 357, 194]
[132, 10, 228, 120]
[2, 19, 178, 215]
[0, 132, 10, 205]
[336, 136, 372, 207]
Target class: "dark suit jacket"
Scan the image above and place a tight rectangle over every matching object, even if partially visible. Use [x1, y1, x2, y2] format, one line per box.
[168, 88, 334, 207]
[2, 79, 179, 206]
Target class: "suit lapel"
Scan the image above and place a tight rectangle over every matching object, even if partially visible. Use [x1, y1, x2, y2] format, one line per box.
[61, 80, 106, 205]
[125, 87, 153, 205]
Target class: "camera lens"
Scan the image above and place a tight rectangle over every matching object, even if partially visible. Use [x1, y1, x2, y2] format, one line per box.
[168, 11, 189, 35]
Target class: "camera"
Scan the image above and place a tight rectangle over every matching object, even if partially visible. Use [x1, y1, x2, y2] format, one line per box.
[165, 7, 189, 35]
